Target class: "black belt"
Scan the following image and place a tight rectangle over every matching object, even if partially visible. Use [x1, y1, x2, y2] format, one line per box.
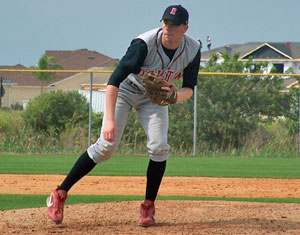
[128, 80, 142, 90]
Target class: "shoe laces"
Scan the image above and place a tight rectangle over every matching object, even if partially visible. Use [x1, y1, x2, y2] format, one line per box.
[58, 192, 67, 200]
[141, 203, 155, 217]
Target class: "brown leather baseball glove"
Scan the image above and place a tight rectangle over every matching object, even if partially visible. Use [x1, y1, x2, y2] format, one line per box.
[142, 72, 177, 106]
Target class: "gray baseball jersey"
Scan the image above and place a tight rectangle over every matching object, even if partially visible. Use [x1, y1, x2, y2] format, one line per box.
[128, 27, 200, 89]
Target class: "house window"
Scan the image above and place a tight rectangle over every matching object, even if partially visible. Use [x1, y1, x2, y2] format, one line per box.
[250, 64, 258, 73]
[273, 63, 284, 73]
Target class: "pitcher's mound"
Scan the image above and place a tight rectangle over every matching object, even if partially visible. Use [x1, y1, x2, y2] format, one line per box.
[1, 200, 300, 234]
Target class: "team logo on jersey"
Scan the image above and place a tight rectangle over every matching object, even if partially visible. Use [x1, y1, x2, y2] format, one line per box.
[170, 8, 177, 15]
[139, 69, 182, 82]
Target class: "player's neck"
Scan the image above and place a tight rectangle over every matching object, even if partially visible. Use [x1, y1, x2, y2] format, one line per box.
[161, 39, 180, 50]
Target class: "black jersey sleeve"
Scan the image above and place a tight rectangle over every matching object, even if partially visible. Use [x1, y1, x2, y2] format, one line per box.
[182, 49, 201, 89]
[107, 39, 148, 87]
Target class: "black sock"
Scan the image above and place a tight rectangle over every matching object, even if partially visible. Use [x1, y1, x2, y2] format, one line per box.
[58, 151, 96, 192]
[145, 159, 166, 202]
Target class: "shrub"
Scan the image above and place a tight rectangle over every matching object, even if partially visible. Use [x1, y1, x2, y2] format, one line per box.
[0, 109, 23, 135]
[22, 90, 89, 137]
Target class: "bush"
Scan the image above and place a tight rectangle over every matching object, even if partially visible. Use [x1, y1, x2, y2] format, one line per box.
[0, 109, 23, 135]
[22, 90, 89, 137]
[242, 120, 297, 157]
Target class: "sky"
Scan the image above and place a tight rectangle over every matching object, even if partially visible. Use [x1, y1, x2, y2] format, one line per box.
[0, 0, 299, 67]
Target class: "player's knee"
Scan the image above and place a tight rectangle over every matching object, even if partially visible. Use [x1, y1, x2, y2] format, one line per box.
[87, 147, 114, 163]
[148, 144, 170, 162]
[87, 138, 118, 163]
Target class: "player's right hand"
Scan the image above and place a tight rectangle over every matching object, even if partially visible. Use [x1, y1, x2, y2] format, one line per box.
[103, 120, 117, 142]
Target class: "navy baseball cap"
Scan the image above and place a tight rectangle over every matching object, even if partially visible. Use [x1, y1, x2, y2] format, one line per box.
[161, 5, 189, 26]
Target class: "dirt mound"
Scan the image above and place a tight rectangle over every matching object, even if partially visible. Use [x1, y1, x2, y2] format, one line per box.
[1, 200, 300, 234]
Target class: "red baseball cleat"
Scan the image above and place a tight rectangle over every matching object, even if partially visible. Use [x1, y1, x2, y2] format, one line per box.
[138, 200, 155, 227]
[47, 187, 67, 224]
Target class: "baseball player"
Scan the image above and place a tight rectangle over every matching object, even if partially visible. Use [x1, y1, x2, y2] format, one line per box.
[47, 4, 201, 227]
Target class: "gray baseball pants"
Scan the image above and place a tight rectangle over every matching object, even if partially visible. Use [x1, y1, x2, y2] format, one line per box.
[87, 79, 170, 163]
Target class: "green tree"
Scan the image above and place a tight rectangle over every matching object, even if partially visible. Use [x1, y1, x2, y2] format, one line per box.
[196, 52, 289, 149]
[30, 54, 63, 93]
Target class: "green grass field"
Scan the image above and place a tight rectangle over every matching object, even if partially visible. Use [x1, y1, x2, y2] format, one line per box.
[1, 154, 300, 210]
[1, 154, 300, 178]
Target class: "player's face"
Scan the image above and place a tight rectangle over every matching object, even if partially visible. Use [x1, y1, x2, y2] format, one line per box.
[162, 20, 188, 47]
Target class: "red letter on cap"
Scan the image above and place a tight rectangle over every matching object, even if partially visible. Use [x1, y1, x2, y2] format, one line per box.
[170, 8, 177, 15]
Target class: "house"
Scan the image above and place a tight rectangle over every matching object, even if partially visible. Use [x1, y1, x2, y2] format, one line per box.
[0, 64, 43, 109]
[200, 42, 300, 91]
[0, 49, 118, 109]
[201, 42, 300, 73]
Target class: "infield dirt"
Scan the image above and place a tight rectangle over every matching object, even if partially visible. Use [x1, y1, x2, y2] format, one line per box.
[1, 174, 300, 234]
